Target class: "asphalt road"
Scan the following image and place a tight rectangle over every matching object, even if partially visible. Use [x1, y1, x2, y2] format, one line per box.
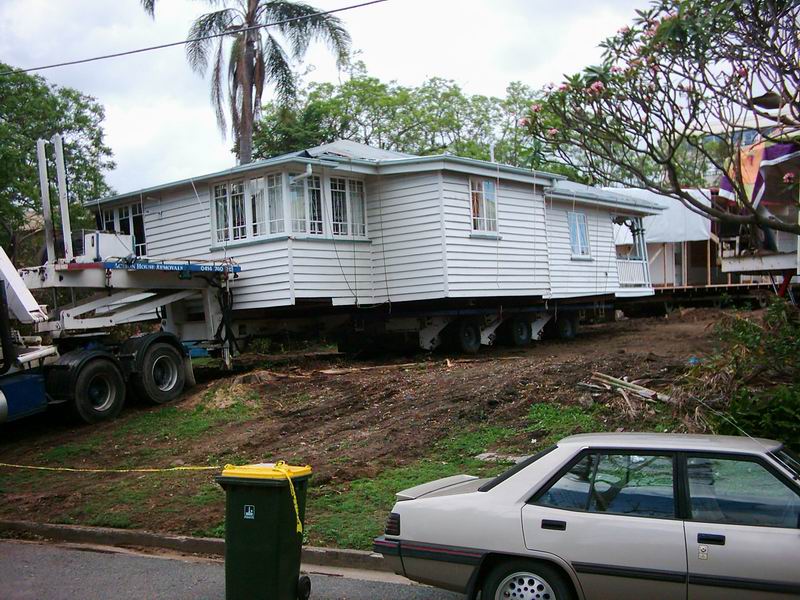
[0, 540, 463, 600]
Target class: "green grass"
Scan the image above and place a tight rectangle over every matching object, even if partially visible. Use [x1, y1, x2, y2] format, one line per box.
[189, 482, 225, 507]
[39, 439, 103, 464]
[527, 402, 602, 445]
[307, 426, 513, 549]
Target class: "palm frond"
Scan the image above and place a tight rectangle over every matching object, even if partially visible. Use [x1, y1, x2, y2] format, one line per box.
[257, 1, 351, 67]
[186, 8, 239, 75]
[210, 38, 228, 135]
[140, 0, 156, 17]
[262, 33, 297, 105]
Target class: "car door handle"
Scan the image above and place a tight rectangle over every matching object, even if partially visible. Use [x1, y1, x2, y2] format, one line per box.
[697, 533, 726, 545]
[541, 519, 566, 531]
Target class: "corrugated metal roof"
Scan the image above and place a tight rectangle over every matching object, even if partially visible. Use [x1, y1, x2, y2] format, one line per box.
[545, 180, 665, 214]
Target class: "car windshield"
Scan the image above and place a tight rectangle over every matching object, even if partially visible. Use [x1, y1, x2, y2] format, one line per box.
[772, 447, 800, 480]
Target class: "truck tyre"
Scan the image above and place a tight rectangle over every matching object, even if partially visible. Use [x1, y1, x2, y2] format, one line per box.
[556, 315, 577, 340]
[508, 317, 532, 347]
[453, 320, 481, 354]
[134, 343, 186, 404]
[72, 359, 126, 423]
[482, 559, 575, 600]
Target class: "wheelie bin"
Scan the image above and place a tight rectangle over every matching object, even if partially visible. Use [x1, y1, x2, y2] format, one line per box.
[216, 462, 312, 600]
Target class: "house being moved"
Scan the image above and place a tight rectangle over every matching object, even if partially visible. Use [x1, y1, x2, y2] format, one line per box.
[90, 141, 661, 352]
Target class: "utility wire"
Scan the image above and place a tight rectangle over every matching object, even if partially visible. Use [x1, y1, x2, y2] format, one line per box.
[0, 0, 388, 77]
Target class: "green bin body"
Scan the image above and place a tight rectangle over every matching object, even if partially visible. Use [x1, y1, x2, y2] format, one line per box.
[216, 468, 310, 600]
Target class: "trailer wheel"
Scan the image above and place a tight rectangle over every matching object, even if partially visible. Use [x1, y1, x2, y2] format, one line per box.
[556, 315, 577, 340]
[72, 359, 126, 423]
[453, 320, 481, 354]
[508, 317, 532, 346]
[134, 343, 186, 404]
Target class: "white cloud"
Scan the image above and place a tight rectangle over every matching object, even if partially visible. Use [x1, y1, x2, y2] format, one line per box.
[0, 0, 645, 195]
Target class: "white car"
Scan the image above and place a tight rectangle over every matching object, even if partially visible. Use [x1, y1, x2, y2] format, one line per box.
[374, 433, 800, 600]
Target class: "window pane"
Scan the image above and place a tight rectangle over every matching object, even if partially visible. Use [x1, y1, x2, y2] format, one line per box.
[483, 180, 497, 231]
[214, 184, 230, 242]
[470, 178, 484, 231]
[331, 177, 348, 236]
[589, 454, 674, 518]
[349, 180, 366, 236]
[103, 209, 115, 232]
[289, 174, 306, 233]
[773, 448, 800, 479]
[578, 215, 590, 255]
[688, 457, 800, 528]
[230, 181, 246, 240]
[266, 174, 284, 234]
[132, 213, 146, 256]
[536, 453, 597, 511]
[308, 176, 323, 235]
[251, 178, 266, 236]
[568, 213, 579, 254]
[118, 206, 131, 235]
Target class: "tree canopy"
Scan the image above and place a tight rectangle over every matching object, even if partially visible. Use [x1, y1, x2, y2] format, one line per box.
[523, 0, 800, 234]
[0, 63, 114, 262]
[252, 63, 584, 179]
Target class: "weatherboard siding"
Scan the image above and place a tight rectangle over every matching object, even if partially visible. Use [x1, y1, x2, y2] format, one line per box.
[292, 239, 372, 306]
[442, 173, 550, 298]
[545, 198, 620, 299]
[367, 173, 447, 303]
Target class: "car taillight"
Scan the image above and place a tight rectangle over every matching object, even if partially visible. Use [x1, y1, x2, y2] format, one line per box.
[385, 512, 400, 536]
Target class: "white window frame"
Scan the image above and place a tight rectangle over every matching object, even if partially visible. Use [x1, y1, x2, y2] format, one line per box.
[289, 173, 324, 236]
[329, 176, 367, 238]
[568, 211, 591, 258]
[470, 178, 498, 232]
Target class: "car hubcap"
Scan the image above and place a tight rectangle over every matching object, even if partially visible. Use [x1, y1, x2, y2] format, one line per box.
[152, 355, 178, 392]
[88, 375, 114, 412]
[495, 572, 555, 600]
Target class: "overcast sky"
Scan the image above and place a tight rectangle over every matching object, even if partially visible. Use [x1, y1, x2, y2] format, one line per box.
[0, 0, 646, 195]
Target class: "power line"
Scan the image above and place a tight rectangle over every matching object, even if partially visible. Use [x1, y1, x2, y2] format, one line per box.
[0, 0, 388, 77]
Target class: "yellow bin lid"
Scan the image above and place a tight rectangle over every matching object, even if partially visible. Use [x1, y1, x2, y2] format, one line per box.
[221, 462, 312, 480]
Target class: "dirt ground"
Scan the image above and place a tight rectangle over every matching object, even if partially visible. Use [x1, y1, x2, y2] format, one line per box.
[0, 309, 723, 542]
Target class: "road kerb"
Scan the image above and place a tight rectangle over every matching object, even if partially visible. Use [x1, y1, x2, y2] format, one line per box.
[0, 520, 392, 572]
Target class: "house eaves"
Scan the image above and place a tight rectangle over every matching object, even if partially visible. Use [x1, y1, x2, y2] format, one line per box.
[545, 181, 665, 215]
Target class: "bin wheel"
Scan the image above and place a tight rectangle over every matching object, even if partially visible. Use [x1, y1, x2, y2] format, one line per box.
[134, 342, 186, 404]
[297, 575, 311, 600]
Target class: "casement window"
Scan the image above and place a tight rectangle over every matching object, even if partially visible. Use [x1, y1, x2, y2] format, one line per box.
[100, 203, 147, 256]
[214, 183, 230, 242]
[568, 211, 591, 257]
[266, 174, 284, 234]
[289, 174, 323, 235]
[250, 177, 267, 236]
[329, 176, 367, 237]
[470, 178, 497, 232]
[230, 181, 246, 240]
[214, 180, 247, 242]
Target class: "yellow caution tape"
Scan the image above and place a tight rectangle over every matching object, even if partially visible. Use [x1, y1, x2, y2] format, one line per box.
[274, 461, 304, 534]
[0, 462, 220, 473]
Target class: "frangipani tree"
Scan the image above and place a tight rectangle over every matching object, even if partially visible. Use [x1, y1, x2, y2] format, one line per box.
[141, 0, 350, 164]
[524, 0, 800, 236]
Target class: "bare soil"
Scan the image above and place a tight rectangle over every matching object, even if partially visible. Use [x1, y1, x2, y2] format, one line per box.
[0, 309, 723, 539]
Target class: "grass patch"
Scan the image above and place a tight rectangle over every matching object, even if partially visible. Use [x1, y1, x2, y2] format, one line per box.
[189, 482, 224, 507]
[87, 512, 134, 529]
[39, 439, 103, 464]
[307, 426, 513, 550]
[527, 402, 601, 445]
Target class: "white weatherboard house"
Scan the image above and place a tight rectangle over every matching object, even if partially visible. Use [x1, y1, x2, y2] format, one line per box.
[92, 141, 661, 344]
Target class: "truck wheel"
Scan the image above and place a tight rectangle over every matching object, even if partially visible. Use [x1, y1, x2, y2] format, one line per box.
[297, 575, 311, 600]
[73, 359, 126, 423]
[134, 343, 186, 404]
[483, 560, 574, 600]
[556, 315, 577, 340]
[453, 320, 481, 354]
[508, 317, 532, 346]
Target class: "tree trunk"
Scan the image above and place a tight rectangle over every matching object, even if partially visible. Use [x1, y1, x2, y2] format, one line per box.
[239, 35, 255, 165]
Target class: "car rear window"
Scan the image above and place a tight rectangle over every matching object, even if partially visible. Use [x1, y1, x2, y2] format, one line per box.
[772, 447, 800, 479]
[478, 446, 556, 492]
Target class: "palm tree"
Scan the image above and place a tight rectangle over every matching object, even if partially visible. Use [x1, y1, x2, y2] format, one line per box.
[141, 0, 350, 164]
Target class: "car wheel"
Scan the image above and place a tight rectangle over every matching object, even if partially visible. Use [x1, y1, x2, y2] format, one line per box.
[72, 359, 126, 423]
[483, 560, 574, 600]
[134, 343, 186, 404]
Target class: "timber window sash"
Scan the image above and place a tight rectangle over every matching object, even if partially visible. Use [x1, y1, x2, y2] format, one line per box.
[330, 177, 349, 236]
[265, 174, 284, 234]
[470, 178, 498, 232]
[289, 174, 324, 235]
[101, 202, 147, 256]
[214, 183, 230, 243]
[568, 211, 591, 257]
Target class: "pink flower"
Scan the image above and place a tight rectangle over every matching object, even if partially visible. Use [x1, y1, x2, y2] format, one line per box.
[618, 25, 630, 34]
[737, 66, 748, 78]
[558, 83, 569, 92]
[546, 128, 559, 138]
[611, 66, 623, 74]
[518, 117, 530, 127]
[784, 172, 796, 184]
[545, 82, 555, 91]
[530, 103, 543, 113]
[589, 81, 605, 94]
